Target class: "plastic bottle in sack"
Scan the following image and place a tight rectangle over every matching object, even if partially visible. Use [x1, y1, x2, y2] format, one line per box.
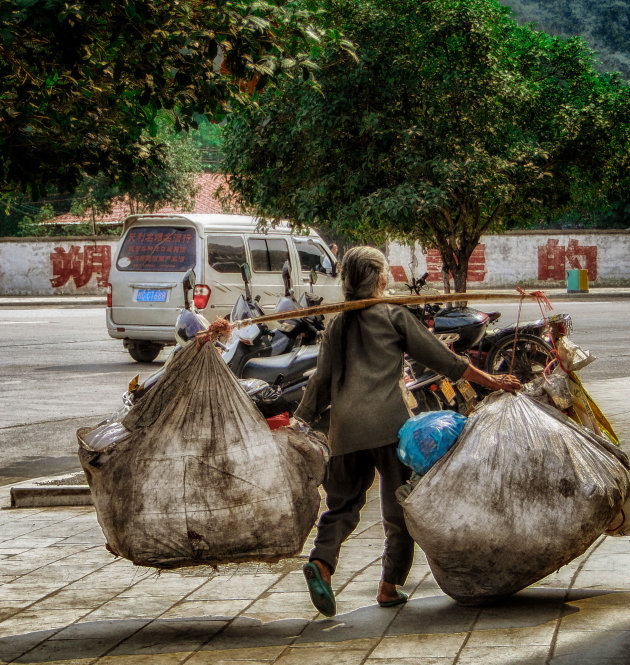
[82, 404, 132, 451]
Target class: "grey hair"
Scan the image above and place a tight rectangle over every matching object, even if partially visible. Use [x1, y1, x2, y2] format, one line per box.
[341, 246, 388, 301]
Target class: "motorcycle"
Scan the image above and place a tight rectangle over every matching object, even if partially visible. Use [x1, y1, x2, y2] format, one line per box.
[222, 262, 327, 418]
[402, 334, 475, 415]
[402, 269, 572, 411]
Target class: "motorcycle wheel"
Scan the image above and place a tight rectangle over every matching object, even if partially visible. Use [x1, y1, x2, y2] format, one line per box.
[127, 341, 164, 363]
[485, 332, 554, 383]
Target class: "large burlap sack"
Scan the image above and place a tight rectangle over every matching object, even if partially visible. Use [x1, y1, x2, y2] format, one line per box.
[78, 340, 326, 569]
[400, 392, 630, 605]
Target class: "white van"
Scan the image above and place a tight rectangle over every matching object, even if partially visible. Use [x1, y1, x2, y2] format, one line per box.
[106, 213, 340, 362]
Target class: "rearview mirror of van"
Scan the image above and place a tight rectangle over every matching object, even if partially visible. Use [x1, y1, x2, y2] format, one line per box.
[310, 268, 318, 285]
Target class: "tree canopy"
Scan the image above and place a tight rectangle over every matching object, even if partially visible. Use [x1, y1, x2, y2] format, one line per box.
[0, 0, 350, 198]
[222, 0, 630, 291]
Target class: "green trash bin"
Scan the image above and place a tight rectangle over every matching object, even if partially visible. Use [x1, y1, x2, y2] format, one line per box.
[567, 269, 589, 293]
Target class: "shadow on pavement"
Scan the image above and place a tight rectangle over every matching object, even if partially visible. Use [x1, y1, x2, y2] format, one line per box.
[0, 456, 81, 481]
[1, 588, 616, 663]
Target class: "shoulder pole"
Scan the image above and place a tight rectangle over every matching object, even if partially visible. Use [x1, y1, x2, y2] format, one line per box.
[231, 290, 550, 329]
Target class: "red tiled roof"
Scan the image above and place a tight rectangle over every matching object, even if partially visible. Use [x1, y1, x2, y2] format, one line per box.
[50, 174, 239, 225]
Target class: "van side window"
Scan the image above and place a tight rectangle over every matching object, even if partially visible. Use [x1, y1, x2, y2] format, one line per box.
[248, 238, 289, 272]
[207, 235, 247, 273]
[293, 238, 330, 273]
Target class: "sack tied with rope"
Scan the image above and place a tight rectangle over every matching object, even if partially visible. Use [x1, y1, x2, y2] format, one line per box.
[400, 391, 630, 606]
[77, 333, 327, 570]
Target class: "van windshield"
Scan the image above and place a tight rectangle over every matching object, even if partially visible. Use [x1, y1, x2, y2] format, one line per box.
[116, 226, 196, 272]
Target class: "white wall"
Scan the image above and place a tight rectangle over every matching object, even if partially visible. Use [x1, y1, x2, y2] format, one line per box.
[0, 238, 118, 295]
[387, 230, 630, 288]
[1, 230, 629, 296]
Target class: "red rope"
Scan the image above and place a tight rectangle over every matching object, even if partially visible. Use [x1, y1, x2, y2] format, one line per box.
[517, 287, 553, 313]
[532, 291, 570, 376]
[509, 291, 526, 375]
[513, 288, 568, 379]
[195, 318, 232, 350]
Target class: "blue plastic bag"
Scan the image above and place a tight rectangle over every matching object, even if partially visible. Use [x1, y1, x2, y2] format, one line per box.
[398, 411, 467, 475]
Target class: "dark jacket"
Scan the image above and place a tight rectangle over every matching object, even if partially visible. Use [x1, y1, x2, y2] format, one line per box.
[294, 303, 469, 456]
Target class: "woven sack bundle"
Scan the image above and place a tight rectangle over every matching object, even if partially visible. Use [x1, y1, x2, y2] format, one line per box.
[401, 392, 630, 605]
[78, 340, 326, 569]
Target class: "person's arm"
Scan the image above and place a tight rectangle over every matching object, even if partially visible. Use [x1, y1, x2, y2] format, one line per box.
[391, 306, 520, 392]
[294, 330, 333, 424]
[462, 363, 520, 393]
[391, 306, 469, 382]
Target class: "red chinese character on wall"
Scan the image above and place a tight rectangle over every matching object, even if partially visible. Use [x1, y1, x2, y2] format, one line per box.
[537, 239, 597, 281]
[425, 245, 486, 283]
[50, 245, 112, 289]
[389, 265, 408, 282]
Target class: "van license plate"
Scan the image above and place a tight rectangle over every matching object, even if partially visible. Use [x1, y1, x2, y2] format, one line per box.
[137, 289, 167, 302]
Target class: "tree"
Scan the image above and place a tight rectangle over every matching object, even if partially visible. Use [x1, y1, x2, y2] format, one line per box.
[69, 176, 116, 236]
[222, 0, 630, 292]
[70, 124, 203, 230]
[15, 203, 56, 237]
[124, 126, 203, 215]
[0, 0, 352, 198]
[191, 115, 225, 171]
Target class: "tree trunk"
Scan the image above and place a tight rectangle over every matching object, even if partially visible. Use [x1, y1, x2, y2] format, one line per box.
[442, 267, 451, 294]
[453, 260, 468, 293]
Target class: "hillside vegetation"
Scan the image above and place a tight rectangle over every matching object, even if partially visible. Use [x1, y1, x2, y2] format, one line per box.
[503, 0, 630, 78]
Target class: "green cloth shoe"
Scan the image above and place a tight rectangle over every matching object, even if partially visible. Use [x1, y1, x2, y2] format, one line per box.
[378, 590, 408, 608]
[303, 562, 336, 617]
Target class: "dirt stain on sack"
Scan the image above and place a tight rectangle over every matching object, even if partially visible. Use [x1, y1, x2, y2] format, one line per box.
[558, 478, 576, 497]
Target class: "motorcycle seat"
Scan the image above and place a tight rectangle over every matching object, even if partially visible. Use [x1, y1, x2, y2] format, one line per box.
[485, 317, 546, 339]
[242, 345, 320, 385]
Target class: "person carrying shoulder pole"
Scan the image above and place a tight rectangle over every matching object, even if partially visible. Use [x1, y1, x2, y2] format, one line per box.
[295, 246, 520, 617]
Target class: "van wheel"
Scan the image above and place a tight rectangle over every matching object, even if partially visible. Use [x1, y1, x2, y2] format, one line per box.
[127, 342, 163, 363]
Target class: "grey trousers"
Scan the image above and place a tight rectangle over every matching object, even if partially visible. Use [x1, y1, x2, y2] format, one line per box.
[310, 442, 415, 586]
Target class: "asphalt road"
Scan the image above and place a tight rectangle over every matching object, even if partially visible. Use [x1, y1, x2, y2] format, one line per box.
[0, 300, 628, 484]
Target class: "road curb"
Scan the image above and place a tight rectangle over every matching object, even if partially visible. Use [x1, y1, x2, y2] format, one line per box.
[10, 485, 93, 508]
[0, 298, 106, 309]
[540, 292, 630, 301]
[1, 292, 630, 309]
[9, 471, 91, 508]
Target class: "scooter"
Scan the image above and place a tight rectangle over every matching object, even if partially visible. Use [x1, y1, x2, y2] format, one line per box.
[125, 269, 211, 401]
[223, 262, 324, 378]
[125, 268, 319, 422]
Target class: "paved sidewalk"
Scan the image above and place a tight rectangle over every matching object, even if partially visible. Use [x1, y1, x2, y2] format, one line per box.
[0, 388, 629, 664]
